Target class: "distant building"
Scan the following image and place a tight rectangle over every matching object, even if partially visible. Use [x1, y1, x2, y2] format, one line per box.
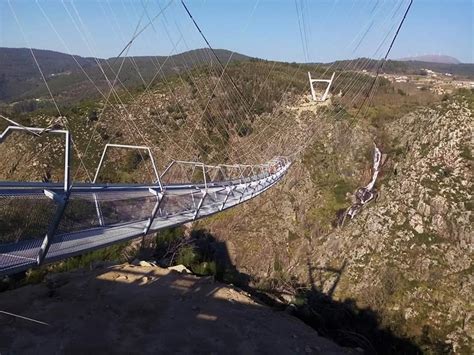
[395, 76, 408, 83]
[422, 69, 438, 77]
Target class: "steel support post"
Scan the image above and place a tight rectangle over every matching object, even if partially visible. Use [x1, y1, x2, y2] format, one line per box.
[93, 193, 105, 227]
[37, 130, 72, 265]
[322, 72, 336, 101]
[220, 185, 235, 211]
[63, 131, 71, 191]
[194, 190, 207, 220]
[93, 144, 162, 189]
[37, 190, 70, 266]
[239, 181, 250, 203]
[202, 164, 208, 192]
[143, 188, 164, 235]
[308, 72, 317, 101]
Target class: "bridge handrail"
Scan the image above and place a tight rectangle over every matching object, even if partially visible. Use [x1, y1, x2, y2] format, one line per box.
[0, 125, 292, 276]
[0, 125, 71, 192]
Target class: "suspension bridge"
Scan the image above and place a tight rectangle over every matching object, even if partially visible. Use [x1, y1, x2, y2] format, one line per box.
[0, 124, 290, 276]
[0, 0, 413, 277]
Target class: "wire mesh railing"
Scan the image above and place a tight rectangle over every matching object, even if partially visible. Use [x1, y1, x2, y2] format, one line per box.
[0, 128, 291, 276]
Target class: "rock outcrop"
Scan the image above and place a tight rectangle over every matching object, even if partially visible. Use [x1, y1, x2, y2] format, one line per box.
[0, 264, 350, 354]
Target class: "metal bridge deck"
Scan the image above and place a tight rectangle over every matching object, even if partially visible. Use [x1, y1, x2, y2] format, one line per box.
[0, 163, 288, 276]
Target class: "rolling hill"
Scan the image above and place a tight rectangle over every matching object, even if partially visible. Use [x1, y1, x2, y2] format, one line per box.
[399, 54, 462, 64]
[2, 47, 474, 109]
[0, 47, 250, 104]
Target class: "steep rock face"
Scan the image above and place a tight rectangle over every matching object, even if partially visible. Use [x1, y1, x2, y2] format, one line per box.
[198, 99, 473, 352]
[306, 100, 473, 352]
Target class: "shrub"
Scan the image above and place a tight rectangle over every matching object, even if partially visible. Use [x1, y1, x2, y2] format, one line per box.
[176, 245, 198, 266]
[460, 144, 472, 160]
[237, 123, 253, 137]
[193, 261, 217, 276]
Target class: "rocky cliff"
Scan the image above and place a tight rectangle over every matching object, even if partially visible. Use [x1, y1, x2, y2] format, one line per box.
[197, 95, 473, 353]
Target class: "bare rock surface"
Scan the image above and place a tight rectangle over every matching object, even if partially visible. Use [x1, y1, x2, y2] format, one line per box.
[197, 98, 473, 352]
[0, 264, 349, 354]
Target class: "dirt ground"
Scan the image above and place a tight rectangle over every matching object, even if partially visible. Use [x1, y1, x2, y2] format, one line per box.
[0, 263, 350, 354]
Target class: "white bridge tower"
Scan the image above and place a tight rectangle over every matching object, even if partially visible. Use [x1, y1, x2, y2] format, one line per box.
[308, 71, 335, 102]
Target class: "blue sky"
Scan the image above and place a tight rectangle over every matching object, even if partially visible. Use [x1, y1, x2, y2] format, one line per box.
[1, 0, 472, 63]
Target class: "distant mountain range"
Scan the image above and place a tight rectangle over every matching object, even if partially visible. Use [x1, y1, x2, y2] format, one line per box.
[0, 47, 250, 104]
[1, 47, 473, 106]
[399, 54, 462, 65]
[326, 57, 474, 79]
